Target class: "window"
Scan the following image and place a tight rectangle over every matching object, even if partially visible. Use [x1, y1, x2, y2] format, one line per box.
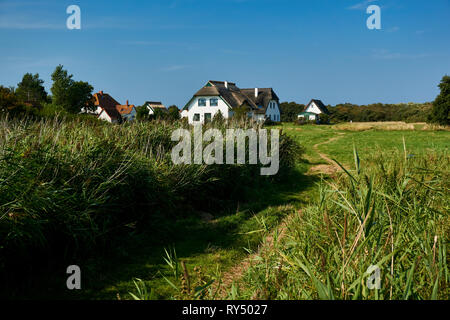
[193, 113, 200, 122]
[204, 113, 212, 123]
[198, 98, 206, 107]
[210, 98, 218, 106]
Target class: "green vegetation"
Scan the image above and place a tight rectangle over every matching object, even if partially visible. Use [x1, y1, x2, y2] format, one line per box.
[234, 148, 449, 299]
[15, 73, 49, 107]
[279, 102, 305, 122]
[0, 116, 302, 299]
[429, 75, 450, 126]
[128, 123, 448, 300]
[50, 65, 94, 114]
[223, 124, 449, 300]
[329, 102, 432, 123]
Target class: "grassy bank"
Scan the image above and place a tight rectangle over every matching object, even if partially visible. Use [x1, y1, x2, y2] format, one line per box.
[0, 116, 303, 298]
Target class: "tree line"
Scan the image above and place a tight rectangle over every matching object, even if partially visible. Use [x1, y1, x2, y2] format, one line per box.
[279, 75, 449, 126]
[1, 69, 448, 126]
[0, 65, 96, 117]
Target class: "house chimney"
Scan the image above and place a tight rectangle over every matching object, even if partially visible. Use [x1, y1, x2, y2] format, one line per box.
[99, 90, 103, 95]
[126, 100, 129, 106]
[225, 81, 228, 89]
[255, 88, 258, 98]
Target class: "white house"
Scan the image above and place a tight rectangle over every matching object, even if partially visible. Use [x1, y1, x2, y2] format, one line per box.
[298, 99, 330, 121]
[82, 91, 136, 123]
[181, 80, 281, 124]
[142, 101, 167, 115]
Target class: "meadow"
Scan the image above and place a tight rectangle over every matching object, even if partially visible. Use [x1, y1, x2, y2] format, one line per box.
[127, 122, 449, 300]
[0, 119, 448, 300]
[229, 123, 449, 300]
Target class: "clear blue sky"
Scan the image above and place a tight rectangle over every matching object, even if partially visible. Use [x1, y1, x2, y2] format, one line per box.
[1, 0, 449, 107]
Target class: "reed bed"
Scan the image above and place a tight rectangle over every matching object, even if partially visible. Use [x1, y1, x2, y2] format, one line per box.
[235, 147, 449, 300]
[0, 115, 303, 288]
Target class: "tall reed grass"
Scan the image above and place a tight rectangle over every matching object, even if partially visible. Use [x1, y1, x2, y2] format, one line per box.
[236, 148, 449, 299]
[0, 115, 303, 290]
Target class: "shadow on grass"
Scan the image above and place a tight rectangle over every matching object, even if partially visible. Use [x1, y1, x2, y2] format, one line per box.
[4, 168, 319, 300]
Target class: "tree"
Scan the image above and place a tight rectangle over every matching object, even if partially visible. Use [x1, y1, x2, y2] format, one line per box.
[136, 105, 150, 121]
[167, 105, 180, 121]
[279, 102, 305, 122]
[68, 81, 94, 113]
[212, 110, 225, 125]
[318, 113, 330, 124]
[0, 86, 21, 113]
[51, 65, 94, 113]
[15, 73, 48, 106]
[429, 75, 450, 125]
[51, 65, 73, 110]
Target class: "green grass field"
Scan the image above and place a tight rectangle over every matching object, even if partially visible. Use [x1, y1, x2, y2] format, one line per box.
[115, 122, 449, 300]
[2, 120, 448, 300]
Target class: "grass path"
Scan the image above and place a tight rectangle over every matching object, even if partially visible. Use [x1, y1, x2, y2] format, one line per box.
[307, 133, 346, 175]
[216, 209, 296, 298]
[216, 131, 345, 298]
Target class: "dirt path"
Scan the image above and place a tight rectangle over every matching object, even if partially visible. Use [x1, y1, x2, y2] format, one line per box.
[215, 134, 347, 298]
[307, 133, 346, 175]
[216, 210, 297, 299]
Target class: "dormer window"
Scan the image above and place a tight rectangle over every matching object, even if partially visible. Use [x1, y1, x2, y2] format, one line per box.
[199, 98, 206, 107]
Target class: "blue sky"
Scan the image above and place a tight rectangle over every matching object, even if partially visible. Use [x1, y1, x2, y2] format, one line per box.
[0, 0, 449, 107]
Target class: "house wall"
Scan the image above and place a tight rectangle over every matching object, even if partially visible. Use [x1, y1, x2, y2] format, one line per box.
[265, 100, 281, 122]
[98, 110, 113, 123]
[180, 110, 189, 118]
[185, 96, 231, 124]
[305, 102, 322, 114]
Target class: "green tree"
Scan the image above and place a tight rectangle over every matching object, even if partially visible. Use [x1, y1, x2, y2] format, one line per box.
[279, 102, 305, 122]
[429, 75, 450, 125]
[136, 105, 150, 121]
[167, 105, 180, 121]
[212, 110, 225, 125]
[15, 73, 48, 106]
[51, 65, 73, 110]
[68, 81, 94, 113]
[0, 86, 21, 113]
[51, 65, 94, 113]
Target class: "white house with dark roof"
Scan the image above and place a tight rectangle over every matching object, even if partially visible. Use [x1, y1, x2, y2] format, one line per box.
[182, 80, 281, 124]
[143, 101, 167, 115]
[298, 99, 330, 121]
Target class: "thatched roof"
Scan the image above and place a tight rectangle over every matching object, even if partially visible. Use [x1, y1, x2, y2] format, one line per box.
[93, 92, 122, 121]
[186, 80, 278, 114]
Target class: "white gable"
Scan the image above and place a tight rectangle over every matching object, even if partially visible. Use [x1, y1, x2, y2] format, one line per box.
[305, 102, 322, 114]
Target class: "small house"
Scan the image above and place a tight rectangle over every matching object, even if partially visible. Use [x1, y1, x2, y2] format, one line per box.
[143, 101, 167, 115]
[298, 99, 330, 121]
